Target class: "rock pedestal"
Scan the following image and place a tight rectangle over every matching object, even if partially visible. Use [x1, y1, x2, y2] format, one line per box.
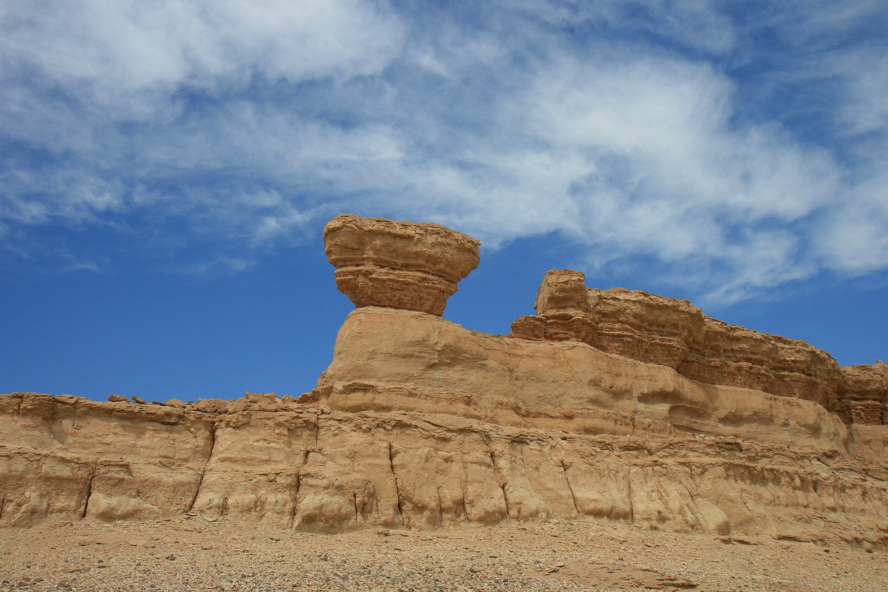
[323, 214, 481, 316]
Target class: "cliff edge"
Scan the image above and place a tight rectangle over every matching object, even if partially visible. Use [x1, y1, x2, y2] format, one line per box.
[1, 214, 886, 547]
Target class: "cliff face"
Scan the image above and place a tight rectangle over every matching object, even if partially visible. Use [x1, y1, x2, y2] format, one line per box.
[511, 269, 886, 425]
[839, 363, 888, 425]
[2, 215, 887, 546]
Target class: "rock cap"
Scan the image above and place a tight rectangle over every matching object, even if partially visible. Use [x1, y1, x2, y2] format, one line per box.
[323, 214, 481, 316]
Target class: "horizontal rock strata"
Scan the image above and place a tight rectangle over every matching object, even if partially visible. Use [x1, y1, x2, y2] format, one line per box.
[839, 363, 888, 425]
[511, 270, 886, 424]
[323, 214, 481, 316]
[3, 216, 887, 547]
[2, 310, 887, 545]
[2, 390, 887, 546]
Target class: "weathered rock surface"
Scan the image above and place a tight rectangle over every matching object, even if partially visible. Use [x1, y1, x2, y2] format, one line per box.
[839, 362, 888, 425]
[323, 214, 481, 316]
[3, 308, 888, 543]
[511, 269, 853, 417]
[2, 216, 887, 548]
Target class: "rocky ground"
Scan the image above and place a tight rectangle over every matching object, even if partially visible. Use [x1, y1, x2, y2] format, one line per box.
[0, 517, 884, 592]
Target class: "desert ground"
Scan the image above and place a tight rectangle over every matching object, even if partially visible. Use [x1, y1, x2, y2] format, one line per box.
[0, 517, 884, 592]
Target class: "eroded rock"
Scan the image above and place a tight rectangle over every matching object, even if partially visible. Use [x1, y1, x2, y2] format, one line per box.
[839, 363, 888, 424]
[512, 269, 842, 412]
[323, 214, 481, 316]
[2, 216, 887, 545]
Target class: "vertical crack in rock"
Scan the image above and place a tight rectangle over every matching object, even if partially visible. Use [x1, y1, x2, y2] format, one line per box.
[0, 495, 6, 521]
[626, 468, 635, 524]
[353, 493, 359, 524]
[388, 442, 403, 516]
[187, 421, 217, 513]
[488, 448, 511, 521]
[560, 460, 580, 515]
[500, 485, 511, 520]
[288, 471, 303, 529]
[311, 415, 320, 450]
[460, 459, 470, 523]
[436, 486, 444, 526]
[81, 465, 97, 519]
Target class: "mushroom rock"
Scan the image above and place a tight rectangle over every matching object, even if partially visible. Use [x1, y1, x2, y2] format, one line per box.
[323, 214, 481, 316]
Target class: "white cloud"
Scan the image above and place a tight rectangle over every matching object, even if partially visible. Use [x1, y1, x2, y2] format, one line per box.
[0, 0, 405, 120]
[818, 169, 888, 275]
[1, 1, 887, 305]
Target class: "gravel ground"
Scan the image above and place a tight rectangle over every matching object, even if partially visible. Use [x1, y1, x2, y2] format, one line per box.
[0, 517, 884, 591]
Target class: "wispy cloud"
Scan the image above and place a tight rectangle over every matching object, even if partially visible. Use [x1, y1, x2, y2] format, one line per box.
[1, 1, 887, 304]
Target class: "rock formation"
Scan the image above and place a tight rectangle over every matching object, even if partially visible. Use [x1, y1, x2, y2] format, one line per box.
[839, 362, 888, 425]
[323, 214, 481, 316]
[511, 269, 886, 423]
[1, 215, 887, 547]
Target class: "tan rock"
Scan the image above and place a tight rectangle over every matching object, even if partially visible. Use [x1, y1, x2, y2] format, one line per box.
[839, 363, 888, 424]
[2, 215, 887, 546]
[512, 269, 842, 411]
[107, 394, 127, 403]
[323, 214, 481, 316]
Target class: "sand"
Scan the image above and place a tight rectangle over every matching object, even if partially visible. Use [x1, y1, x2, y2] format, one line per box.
[1, 517, 884, 592]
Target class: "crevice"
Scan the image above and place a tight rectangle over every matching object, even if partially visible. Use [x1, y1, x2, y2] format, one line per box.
[187, 467, 208, 513]
[560, 460, 580, 515]
[436, 486, 444, 526]
[627, 469, 635, 524]
[187, 422, 217, 513]
[81, 466, 97, 519]
[290, 472, 302, 528]
[488, 448, 510, 521]
[388, 442, 403, 516]
[460, 460, 470, 523]
[353, 493, 359, 523]
[500, 485, 511, 520]
[0, 496, 6, 521]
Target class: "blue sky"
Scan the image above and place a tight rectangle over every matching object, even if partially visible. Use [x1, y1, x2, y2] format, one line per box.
[2, 1, 887, 402]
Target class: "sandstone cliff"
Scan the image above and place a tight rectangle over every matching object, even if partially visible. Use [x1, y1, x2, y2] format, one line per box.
[511, 269, 886, 425]
[2, 215, 886, 547]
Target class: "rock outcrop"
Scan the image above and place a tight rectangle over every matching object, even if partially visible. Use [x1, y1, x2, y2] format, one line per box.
[839, 363, 888, 425]
[511, 269, 851, 415]
[323, 214, 481, 316]
[1, 216, 887, 547]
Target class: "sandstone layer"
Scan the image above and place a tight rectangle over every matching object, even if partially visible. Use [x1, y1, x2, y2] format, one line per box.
[323, 214, 481, 316]
[511, 269, 887, 424]
[839, 363, 888, 425]
[3, 308, 887, 544]
[2, 216, 887, 548]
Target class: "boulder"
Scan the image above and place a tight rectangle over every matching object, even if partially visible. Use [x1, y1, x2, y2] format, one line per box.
[323, 214, 481, 316]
